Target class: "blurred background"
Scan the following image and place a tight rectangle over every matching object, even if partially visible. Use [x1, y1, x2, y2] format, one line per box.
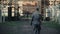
[0, 0, 60, 34]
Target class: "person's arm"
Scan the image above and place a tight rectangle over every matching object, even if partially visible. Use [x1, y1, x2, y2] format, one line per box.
[31, 16, 34, 25]
[39, 14, 43, 25]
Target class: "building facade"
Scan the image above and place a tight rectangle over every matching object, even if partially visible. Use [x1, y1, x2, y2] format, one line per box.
[0, 0, 41, 21]
[45, 0, 60, 21]
[0, 0, 60, 22]
[0, 0, 41, 16]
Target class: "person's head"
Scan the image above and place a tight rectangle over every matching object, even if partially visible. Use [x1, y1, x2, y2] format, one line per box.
[36, 8, 39, 11]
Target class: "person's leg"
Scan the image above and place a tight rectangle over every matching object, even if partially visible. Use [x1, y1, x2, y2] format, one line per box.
[38, 29, 40, 34]
[34, 25, 38, 34]
[34, 28, 37, 34]
[38, 25, 41, 34]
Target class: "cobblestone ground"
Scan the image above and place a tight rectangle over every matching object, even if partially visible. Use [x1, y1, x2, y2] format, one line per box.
[0, 20, 59, 34]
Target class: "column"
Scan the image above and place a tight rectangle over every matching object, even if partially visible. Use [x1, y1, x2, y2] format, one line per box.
[38, 0, 41, 13]
[1, 0, 5, 22]
[14, 0, 18, 20]
[0, 3, 2, 22]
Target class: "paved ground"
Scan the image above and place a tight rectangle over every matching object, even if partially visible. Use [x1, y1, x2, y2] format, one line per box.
[0, 20, 59, 34]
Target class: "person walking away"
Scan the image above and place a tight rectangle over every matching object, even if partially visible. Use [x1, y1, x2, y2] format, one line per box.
[31, 8, 42, 34]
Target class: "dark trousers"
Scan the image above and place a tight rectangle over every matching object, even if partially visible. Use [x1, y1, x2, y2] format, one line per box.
[33, 24, 41, 34]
